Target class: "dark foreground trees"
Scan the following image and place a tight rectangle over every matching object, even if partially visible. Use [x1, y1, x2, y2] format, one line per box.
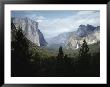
[75, 39, 100, 76]
[78, 39, 90, 72]
[11, 24, 33, 76]
[11, 25, 100, 77]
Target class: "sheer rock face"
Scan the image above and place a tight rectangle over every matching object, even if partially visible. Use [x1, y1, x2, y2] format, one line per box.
[66, 25, 100, 49]
[37, 29, 47, 46]
[11, 17, 47, 47]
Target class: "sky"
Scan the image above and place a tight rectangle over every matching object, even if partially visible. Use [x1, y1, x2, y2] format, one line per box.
[11, 10, 100, 39]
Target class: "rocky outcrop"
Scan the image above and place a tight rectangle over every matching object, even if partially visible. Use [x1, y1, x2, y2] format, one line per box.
[38, 29, 47, 46]
[11, 17, 47, 46]
[66, 24, 100, 49]
[47, 24, 100, 49]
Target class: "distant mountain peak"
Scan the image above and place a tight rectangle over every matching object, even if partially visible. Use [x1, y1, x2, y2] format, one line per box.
[77, 24, 99, 37]
[47, 24, 100, 49]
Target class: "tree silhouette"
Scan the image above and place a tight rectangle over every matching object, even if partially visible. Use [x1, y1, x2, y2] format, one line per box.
[78, 39, 90, 73]
[15, 26, 29, 55]
[57, 46, 64, 59]
[79, 39, 89, 58]
[11, 24, 32, 76]
[64, 54, 68, 59]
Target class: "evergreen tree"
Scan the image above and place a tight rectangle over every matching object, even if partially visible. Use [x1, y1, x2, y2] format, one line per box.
[79, 39, 89, 58]
[11, 24, 32, 76]
[57, 46, 64, 59]
[78, 39, 90, 72]
[56, 46, 64, 75]
[14, 26, 29, 55]
[64, 54, 68, 59]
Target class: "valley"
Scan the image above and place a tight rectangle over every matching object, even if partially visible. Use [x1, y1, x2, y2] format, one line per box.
[11, 17, 100, 77]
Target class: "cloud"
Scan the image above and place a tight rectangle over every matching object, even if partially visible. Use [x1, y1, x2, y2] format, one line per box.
[35, 16, 46, 22]
[37, 11, 100, 39]
[77, 11, 96, 15]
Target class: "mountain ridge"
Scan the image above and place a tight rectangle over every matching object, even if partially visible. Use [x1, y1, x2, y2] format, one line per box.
[47, 24, 100, 49]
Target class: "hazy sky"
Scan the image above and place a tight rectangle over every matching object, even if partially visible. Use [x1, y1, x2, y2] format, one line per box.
[11, 10, 100, 39]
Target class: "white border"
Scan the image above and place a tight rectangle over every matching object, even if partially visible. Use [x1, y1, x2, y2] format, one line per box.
[4, 4, 107, 84]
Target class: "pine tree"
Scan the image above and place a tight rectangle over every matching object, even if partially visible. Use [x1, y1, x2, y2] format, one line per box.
[79, 39, 89, 58]
[11, 24, 32, 76]
[15, 26, 29, 55]
[57, 46, 64, 59]
[78, 39, 90, 72]
[56, 46, 64, 75]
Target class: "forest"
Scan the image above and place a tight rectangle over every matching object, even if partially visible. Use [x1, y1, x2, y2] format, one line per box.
[11, 26, 100, 77]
